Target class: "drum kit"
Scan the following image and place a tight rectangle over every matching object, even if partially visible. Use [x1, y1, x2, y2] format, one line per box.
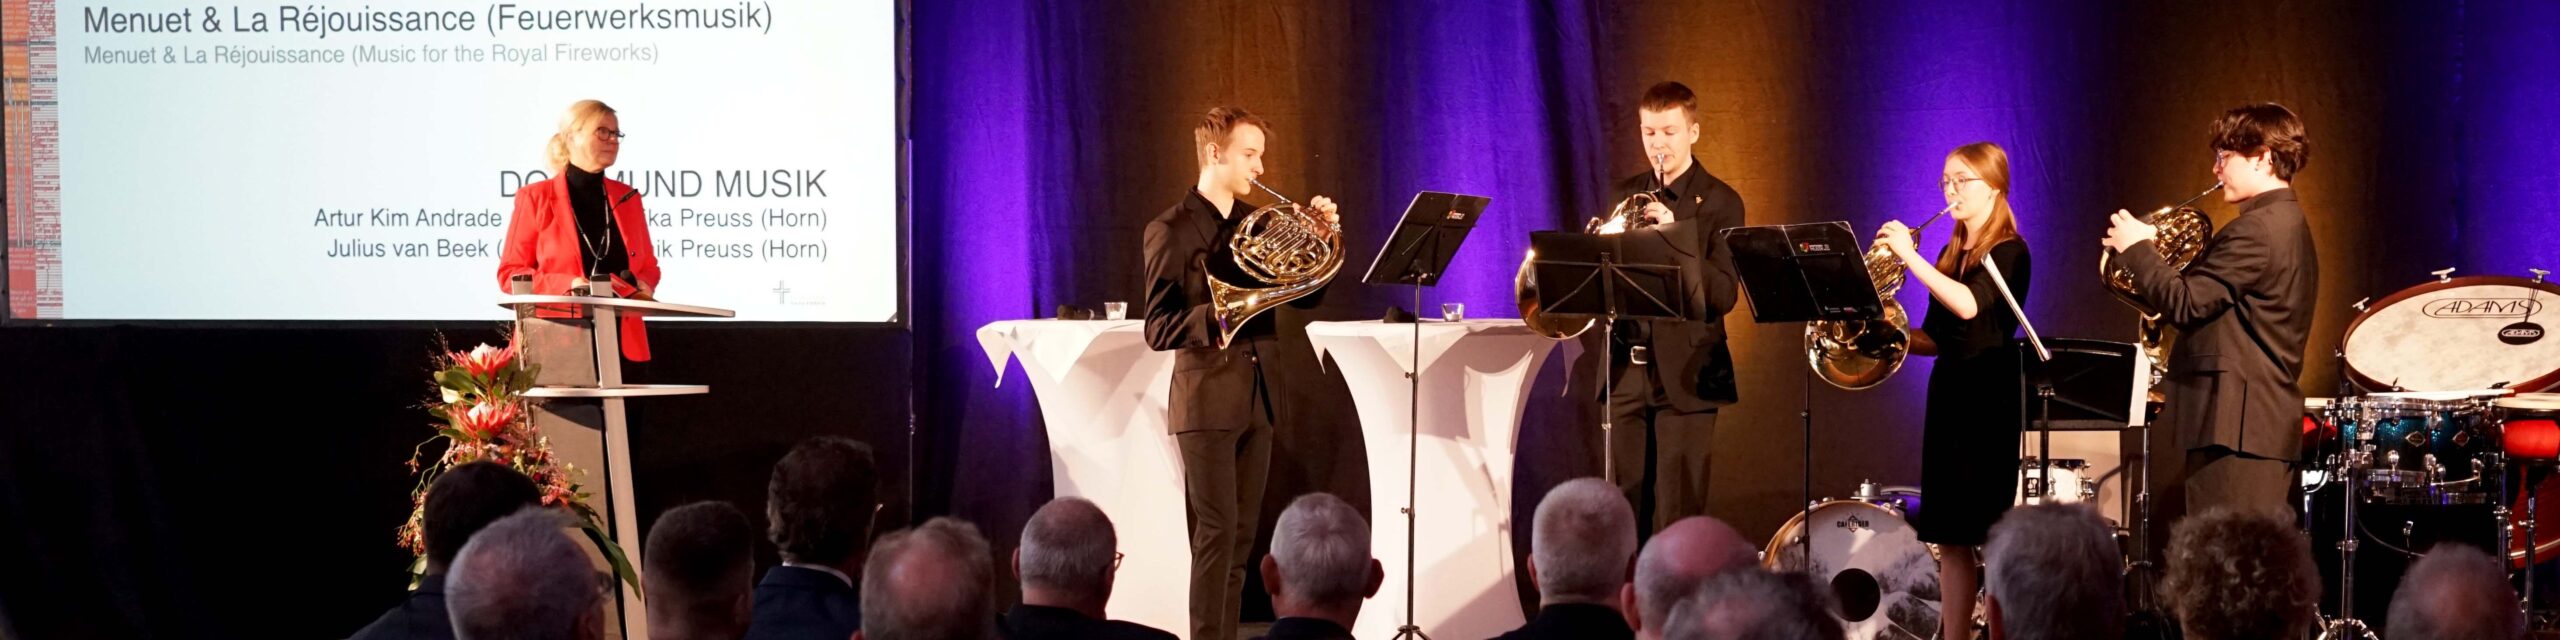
[1755, 268, 2559, 640]
[2303, 269, 2560, 639]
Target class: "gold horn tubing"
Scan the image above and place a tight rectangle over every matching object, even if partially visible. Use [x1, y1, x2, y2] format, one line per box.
[1206, 184, 1344, 349]
[2097, 182, 2219, 388]
[1802, 204, 1953, 390]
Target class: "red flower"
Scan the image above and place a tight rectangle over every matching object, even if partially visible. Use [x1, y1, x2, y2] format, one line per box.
[453, 401, 522, 442]
[450, 340, 520, 380]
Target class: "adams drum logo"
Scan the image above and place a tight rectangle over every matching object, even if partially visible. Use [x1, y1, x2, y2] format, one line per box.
[2423, 298, 2543, 318]
[2505, 322, 2547, 345]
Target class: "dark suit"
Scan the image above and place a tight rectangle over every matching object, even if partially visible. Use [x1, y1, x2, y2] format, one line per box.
[743, 565, 861, 640]
[1594, 159, 1744, 536]
[1143, 188, 1330, 640]
[999, 604, 1180, 640]
[1253, 617, 1358, 640]
[2116, 187, 2318, 518]
[346, 574, 451, 640]
[1491, 602, 1636, 640]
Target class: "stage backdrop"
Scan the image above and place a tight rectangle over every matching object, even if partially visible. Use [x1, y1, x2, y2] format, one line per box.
[3, 1, 2557, 638]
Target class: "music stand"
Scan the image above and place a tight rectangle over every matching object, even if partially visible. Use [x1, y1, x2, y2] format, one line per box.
[1528, 229, 1689, 486]
[1359, 190, 1488, 640]
[1719, 221, 1883, 563]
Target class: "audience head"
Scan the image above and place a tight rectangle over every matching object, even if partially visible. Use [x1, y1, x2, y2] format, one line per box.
[1623, 516, 1761, 637]
[1984, 504, 2123, 640]
[1660, 568, 1843, 640]
[766, 436, 880, 570]
[2162, 507, 2319, 640]
[1531, 477, 1640, 605]
[446, 508, 606, 640]
[423, 461, 542, 574]
[858, 517, 997, 640]
[1015, 497, 1121, 613]
[644, 501, 756, 640]
[1259, 493, 1383, 625]
[2386, 544, 2525, 640]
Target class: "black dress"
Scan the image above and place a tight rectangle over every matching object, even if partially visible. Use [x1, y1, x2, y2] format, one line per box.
[1911, 238, 2032, 546]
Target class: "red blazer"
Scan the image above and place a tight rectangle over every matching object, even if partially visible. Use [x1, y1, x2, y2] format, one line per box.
[496, 175, 662, 361]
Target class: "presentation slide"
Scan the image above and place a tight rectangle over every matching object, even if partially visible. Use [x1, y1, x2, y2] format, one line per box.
[4, 0, 900, 321]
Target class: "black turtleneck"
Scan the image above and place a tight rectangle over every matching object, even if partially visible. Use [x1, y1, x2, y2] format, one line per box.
[563, 164, 628, 278]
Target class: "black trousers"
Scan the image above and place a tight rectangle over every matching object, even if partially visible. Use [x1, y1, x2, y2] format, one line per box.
[1609, 360, 1718, 539]
[1176, 370, 1275, 640]
[2146, 445, 2294, 560]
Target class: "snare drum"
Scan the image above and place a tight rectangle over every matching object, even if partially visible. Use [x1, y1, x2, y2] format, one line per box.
[2334, 390, 2510, 504]
[1765, 500, 1942, 640]
[2015, 458, 2097, 506]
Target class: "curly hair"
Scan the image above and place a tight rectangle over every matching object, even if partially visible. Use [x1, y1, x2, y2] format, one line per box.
[2161, 508, 2321, 640]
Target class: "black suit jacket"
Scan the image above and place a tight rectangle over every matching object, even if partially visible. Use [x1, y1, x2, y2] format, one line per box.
[1586, 160, 1745, 412]
[346, 574, 451, 640]
[2117, 187, 2319, 461]
[1253, 617, 1357, 640]
[999, 604, 1179, 640]
[742, 565, 862, 640]
[1143, 189, 1330, 434]
[1491, 602, 1636, 640]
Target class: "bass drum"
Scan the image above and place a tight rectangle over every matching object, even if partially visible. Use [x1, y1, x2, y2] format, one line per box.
[2342, 275, 2560, 393]
[1765, 500, 1941, 640]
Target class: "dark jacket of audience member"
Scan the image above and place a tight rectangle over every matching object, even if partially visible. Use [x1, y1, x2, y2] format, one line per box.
[747, 437, 881, 640]
[350, 461, 540, 640]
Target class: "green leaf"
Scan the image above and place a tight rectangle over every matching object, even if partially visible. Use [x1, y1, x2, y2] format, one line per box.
[580, 522, 643, 596]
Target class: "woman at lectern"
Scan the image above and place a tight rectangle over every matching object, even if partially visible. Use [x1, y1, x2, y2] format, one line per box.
[496, 99, 661, 361]
[1874, 141, 2034, 639]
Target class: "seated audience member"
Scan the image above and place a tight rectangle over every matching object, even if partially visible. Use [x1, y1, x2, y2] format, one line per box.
[1497, 478, 1640, 640]
[445, 509, 608, 640]
[1659, 568, 1843, 640]
[351, 461, 541, 640]
[646, 501, 758, 640]
[1000, 497, 1176, 640]
[1254, 493, 1382, 640]
[856, 517, 998, 640]
[2161, 508, 2320, 640]
[1620, 516, 1760, 640]
[1982, 503, 2123, 640]
[2385, 544, 2525, 640]
[749, 437, 882, 640]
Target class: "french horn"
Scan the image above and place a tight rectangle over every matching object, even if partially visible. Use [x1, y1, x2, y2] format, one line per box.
[1516, 156, 1674, 340]
[1205, 178, 1345, 348]
[1804, 204, 1953, 390]
[2098, 182, 2220, 390]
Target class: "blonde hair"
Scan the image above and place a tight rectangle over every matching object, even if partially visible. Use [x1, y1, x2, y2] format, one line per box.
[1935, 141, 2022, 276]
[545, 99, 617, 174]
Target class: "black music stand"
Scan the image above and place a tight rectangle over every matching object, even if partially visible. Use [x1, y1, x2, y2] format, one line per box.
[1720, 221, 1882, 563]
[1359, 190, 1488, 640]
[1528, 229, 1688, 487]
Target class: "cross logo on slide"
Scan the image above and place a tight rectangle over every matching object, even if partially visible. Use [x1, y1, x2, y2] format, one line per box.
[773, 281, 791, 303]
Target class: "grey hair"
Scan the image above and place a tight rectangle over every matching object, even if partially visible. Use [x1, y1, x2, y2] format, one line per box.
[445, 508, 603, 640]
[861, 517, 998, 640]
[2386, 544, 2524, 640]
[1985, 504, 2124, 640]
[1019, 497, 1118, 597]
[1269, 492, 1373, 608]
[1531, 478, 1638, 602]
[1661, 569, 1843, 640]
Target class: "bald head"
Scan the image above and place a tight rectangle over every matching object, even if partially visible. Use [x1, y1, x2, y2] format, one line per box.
[861, 517, 997, 640]
[1627, 516, 1760, 634]
[2386, 545, 2524, 640]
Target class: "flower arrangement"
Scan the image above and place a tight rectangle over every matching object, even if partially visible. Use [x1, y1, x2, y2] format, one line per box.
[397, 336, 636, 591]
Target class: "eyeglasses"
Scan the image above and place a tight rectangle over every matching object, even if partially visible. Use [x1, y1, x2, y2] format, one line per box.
[1113, 552, 1126, 569]
[1940, 176, 1982, 192]
[593, 127, 626, 141]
